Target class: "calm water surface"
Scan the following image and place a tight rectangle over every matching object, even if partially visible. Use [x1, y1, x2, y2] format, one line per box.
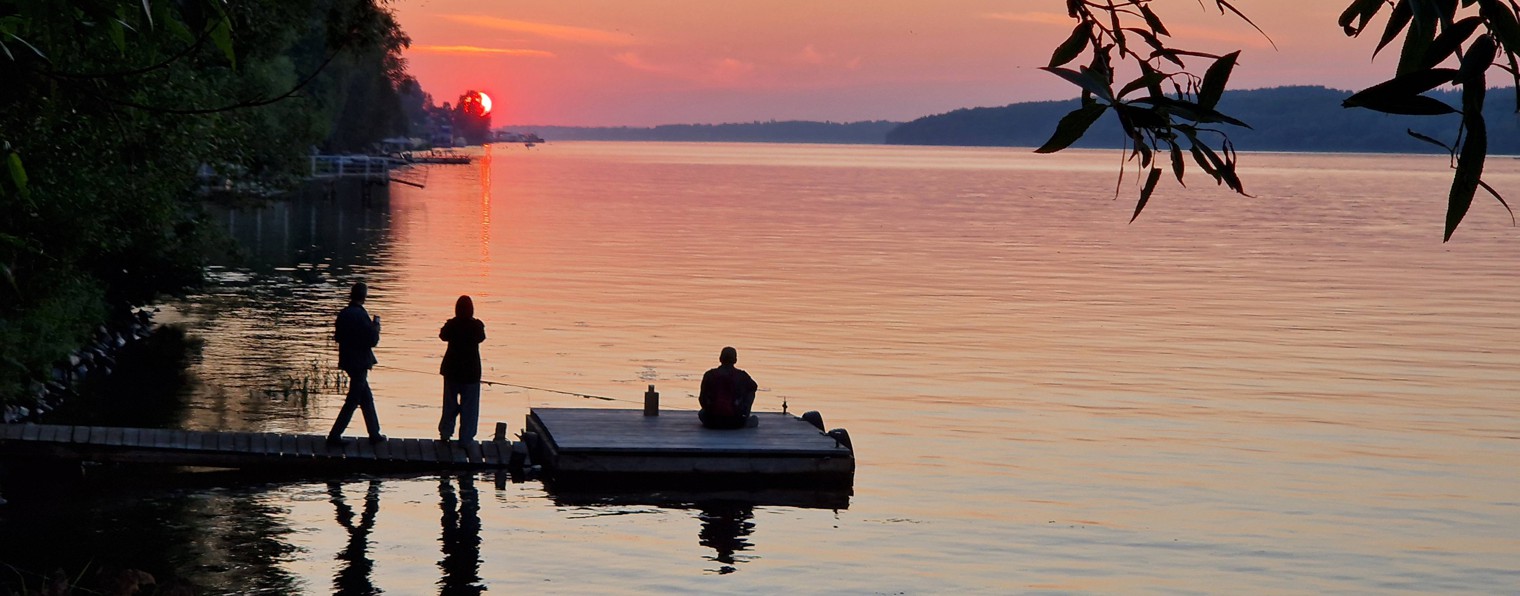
[5, 142, 1518, 593]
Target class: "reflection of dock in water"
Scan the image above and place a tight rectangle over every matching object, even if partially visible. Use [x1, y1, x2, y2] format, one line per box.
[549, 484, 846, 575]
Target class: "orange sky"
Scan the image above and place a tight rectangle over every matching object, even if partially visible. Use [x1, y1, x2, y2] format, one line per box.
[393, 1, 1402, 127]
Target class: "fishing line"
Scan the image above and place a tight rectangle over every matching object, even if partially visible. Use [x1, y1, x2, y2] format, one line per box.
[374, 364, 638, 404]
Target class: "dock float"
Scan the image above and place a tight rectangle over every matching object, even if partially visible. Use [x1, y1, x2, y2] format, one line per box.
[0, 423, 518, 473]
[523, 408, 855, 488]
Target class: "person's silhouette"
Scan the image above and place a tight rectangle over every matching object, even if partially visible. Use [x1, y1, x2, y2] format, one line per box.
[438, 473, 484, 594]
[329, 480, 381, 595]
[327, 282, 385, 445]
[438, 296, 486, 443]
[697, 346, 758, 429]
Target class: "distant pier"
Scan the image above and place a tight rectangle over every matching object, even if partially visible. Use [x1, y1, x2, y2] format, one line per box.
[310, 155, 425, 188]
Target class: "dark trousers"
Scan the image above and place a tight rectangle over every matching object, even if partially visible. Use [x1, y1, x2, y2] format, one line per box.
[329, 368, 382, 439]
[439, 381, 481, 441]
[699, 409, 749, 430]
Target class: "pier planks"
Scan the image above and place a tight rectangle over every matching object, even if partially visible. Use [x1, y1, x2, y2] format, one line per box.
[0, 423, 516, 474]
[526, 408, 854, 486]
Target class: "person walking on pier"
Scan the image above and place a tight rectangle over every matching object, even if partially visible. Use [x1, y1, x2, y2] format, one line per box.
[698, 346, 758, 429]
[327, 282, 385, 445]
[438, 295, 486, 443]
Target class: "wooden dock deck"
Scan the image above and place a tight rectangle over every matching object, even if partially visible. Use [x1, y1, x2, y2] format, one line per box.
[0, 423, 517, 473]
[523, 408, 854, 488]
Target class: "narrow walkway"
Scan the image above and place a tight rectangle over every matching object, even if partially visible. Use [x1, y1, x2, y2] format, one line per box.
[0, 423, 515, 472]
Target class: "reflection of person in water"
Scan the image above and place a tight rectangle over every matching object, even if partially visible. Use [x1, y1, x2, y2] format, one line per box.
[329, 480, 381, 595]
[697, 501, 756, 574]
[439, 473, 484, 594]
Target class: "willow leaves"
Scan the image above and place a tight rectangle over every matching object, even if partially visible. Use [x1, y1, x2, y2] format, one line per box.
[1043, 0, 1520, 241]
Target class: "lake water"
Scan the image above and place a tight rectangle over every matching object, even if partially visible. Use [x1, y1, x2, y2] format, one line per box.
[4, 142, 1518, 593]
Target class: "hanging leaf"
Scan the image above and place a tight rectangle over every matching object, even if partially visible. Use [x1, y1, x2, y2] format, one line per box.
[1034, 104, 1108, 154]
[1407, 129, 1455, 153]
[1215, 0, 1276, 48]
[1343, 68, 1460, 113]
[1117, 75, 1166, 100]
[1480, 0, 1520, 55]
[107, 18, 126, 55]
[1422, 16, 1484, 69]
[1347, 93, 1457, 115]
[1476, 180, 1516, 225]
[1050, 21, 1091, 68]
[1139, 4, 1170, 36]
[1375, 0, 1414, 57]
[1133, 168, 1163, 222]
[1398, 4, 1438, 76]
[1041, 66, 1114, 101]
[1445, 74, 1488, 241]
[1168, 142, 1186, 185]
[1339, 0, 1386, 35]
[1459, 33, 1498, 82]
[1199, 51, 1241, 109]
[209, 16, 235, 69]
[6, 151, 28, 200]
[1347, 68, 1460, 99]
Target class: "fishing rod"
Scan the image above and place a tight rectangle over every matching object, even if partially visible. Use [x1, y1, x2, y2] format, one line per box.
[374, 364, 634, 403]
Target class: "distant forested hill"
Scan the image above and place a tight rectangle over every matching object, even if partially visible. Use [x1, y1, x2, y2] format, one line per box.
[512, 120, 901, 144]
[886, 85, 1520, 154]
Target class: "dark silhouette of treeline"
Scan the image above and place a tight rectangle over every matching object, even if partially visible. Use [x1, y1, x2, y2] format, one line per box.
[885, 85, 1520, 154]
[0, 1, 421, 405]
[519, 120, 901, 144]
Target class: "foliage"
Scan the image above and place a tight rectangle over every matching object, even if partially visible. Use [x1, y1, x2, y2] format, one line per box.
[1043, 0, 1519, 241]
[453, 90, 493, 145]
[886, 85, 1520, 154]
[0, 0, 417, 403]
[1040, 0, 1263, 223]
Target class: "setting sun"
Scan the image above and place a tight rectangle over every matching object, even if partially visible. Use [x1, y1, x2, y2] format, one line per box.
[478, 91, 492, 115]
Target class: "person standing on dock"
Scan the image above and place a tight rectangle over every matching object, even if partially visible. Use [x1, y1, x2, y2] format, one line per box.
[438, 295, 486, 443]
[698, 346, 759, 429]
[327, 282, 385, 445]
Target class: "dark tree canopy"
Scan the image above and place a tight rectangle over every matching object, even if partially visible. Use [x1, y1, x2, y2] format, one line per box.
[0, 0, 422, 402]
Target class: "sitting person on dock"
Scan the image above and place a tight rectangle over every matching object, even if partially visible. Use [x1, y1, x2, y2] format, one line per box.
[438, 295, 486, 443]
[327, 282, 385, 446]
[698, 346, 759, 429]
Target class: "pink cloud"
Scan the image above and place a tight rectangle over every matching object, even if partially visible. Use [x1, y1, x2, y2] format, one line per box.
[981, 11, 1272, 49]
[440, 15, 643, 46]
[981, 12, 1074, 27]
[709, 57, 756, 84]
[794, 44, 862, 70]
[612, 51, 676, 74]
[410, 45, 556, 57]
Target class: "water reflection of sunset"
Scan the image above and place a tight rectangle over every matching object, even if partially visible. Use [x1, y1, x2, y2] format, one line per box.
[480, 143, 492, 267]
[151, 143, 1520, 593]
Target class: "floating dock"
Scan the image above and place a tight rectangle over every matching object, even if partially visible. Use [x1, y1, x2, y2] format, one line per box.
[0, 423, 518, 473]
[523, 408, 855, 488]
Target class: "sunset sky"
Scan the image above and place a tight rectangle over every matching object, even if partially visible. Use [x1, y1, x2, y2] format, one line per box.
[392, 1, 1403, 127]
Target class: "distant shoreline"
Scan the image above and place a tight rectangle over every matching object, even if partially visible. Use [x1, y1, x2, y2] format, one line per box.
[493, 137, 1520, 159]
[503, 85, 1520, 155]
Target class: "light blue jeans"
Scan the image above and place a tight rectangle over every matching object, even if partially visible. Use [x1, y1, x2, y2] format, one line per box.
[439, 381, 481, 441]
